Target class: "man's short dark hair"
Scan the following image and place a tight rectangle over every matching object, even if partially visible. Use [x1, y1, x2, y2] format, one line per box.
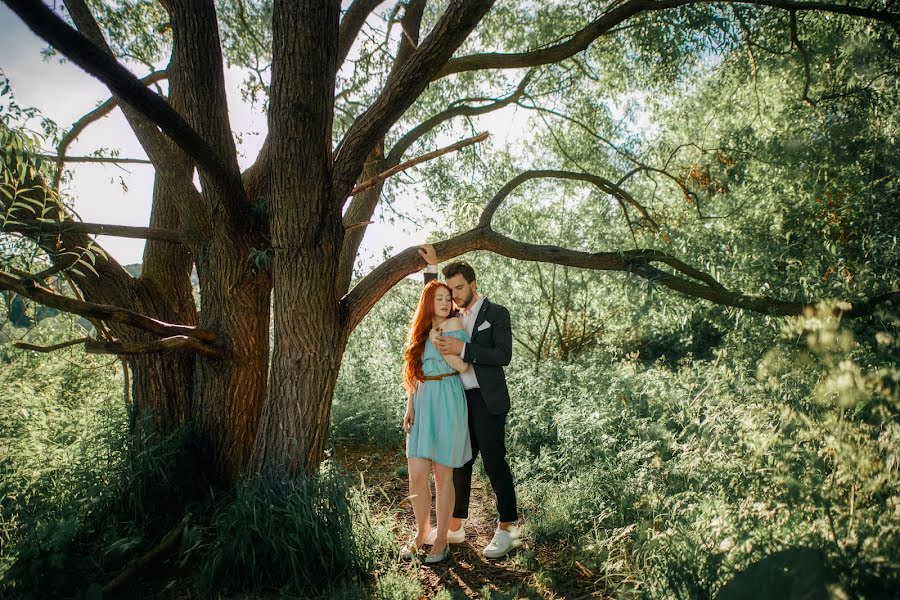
[443, 260, 476, 283]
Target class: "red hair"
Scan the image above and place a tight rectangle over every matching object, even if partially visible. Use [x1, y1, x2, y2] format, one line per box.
[403, 280, 452, 393]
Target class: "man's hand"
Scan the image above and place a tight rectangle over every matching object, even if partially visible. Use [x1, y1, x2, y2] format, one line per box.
[417, 244, 437, 265]
[434, 335, 464, 356]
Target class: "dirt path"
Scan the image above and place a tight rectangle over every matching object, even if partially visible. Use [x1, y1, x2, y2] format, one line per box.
[336, 444, 609, 599]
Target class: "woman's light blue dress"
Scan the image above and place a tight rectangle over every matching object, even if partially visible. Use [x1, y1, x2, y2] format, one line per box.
[406, 328, 473, 468]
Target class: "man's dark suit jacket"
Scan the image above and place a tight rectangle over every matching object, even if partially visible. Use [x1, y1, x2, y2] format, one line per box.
[425, 272, 512, 415]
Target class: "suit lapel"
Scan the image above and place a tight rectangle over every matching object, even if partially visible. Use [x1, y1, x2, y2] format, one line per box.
[470, 298, 490, 342]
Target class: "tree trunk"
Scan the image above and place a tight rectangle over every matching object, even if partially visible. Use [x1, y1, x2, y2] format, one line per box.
[251, 0, 343, 475]
[191, 233, 271, 484]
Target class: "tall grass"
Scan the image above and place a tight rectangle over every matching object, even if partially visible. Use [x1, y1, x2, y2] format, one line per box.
[503, 304, 899, 597]
[333, 288, 899, 598]
[1, 315, 405, 598]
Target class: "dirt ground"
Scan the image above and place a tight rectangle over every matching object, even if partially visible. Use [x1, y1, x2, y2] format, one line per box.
[335, 444, 610, 599]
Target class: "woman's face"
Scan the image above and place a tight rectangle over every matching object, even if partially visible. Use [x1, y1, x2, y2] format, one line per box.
[433, 287, 452, 318]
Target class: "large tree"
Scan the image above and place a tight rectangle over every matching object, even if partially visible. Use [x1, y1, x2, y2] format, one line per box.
[1, 0, 897, 484]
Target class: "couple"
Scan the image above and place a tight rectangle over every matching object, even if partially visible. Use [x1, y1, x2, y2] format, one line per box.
[400, 245, 519, 564]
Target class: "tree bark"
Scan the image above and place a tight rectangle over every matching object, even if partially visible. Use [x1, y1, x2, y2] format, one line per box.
[251, 0, 344, 475]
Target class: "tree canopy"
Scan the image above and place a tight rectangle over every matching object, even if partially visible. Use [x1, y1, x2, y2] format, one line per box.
[1, 0, 897, 479]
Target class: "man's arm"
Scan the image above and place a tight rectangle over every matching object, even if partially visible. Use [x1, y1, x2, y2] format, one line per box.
[462, 306, 512, 367]
[418, 245, 439, 284]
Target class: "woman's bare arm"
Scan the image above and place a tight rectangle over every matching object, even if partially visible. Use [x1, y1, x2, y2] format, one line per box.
[438, 318, 469, 372]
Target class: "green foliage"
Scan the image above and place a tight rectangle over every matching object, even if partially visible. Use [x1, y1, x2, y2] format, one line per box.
[331, 278, 419, 446]
[0, 314, 201, 598]
[1, 313, 405, 599]
[372, 571, 423, 600]
[0, 91, 107, 282]
[198, 465, 358, 596]
[507, 303, 898, 598]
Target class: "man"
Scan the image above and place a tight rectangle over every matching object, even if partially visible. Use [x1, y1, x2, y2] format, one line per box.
[417, 244, 520, 559]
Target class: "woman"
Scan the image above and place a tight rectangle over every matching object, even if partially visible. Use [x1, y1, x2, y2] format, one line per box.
[401, 280, 472, 564]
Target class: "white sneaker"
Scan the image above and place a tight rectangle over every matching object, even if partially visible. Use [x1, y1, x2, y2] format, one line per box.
[424, 524, 466, 545]
[483, 525, 520, 559]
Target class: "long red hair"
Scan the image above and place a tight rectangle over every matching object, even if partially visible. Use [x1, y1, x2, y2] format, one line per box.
[403, 280, 453, 393]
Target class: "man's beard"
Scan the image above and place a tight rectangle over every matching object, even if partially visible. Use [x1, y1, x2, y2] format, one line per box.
[455, 289, 473, 309]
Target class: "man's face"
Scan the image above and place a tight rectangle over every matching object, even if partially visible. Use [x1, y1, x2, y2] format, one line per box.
[446, 273, 477, 309]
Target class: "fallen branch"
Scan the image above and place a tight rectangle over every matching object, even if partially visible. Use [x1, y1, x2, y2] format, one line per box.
[102, 515, 189, 595]
[349, 131, 489, 196]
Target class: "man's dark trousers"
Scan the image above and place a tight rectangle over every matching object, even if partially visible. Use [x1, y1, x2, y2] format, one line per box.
[453, 387, 517, 522]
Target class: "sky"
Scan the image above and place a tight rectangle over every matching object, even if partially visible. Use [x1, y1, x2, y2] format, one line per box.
[0, 4, 530, 272]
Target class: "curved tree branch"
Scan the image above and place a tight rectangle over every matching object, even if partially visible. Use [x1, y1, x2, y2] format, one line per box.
[332, 0, 496, 202]
[343, 165, 897, 330]
[479, 169, 658, 230]
[0, 272, 217, 342]
[53, 69, 169, 187]
[343, 227, 897, 332]
[436, 0, 899, 79]
[350, 131, 489, 195]
[385, 70, 533, 166]
[338, 0, 386, 69]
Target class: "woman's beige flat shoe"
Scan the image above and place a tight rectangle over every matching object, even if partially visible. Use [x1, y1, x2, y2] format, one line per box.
[424, 545, 450, 564]
[400, 541, 419, 561]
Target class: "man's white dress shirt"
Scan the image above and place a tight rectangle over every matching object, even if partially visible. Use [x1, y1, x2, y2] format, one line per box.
[457, 294, 485, 390]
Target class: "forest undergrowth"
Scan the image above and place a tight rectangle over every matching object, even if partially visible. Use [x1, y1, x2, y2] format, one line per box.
[1, 284, 897, 599]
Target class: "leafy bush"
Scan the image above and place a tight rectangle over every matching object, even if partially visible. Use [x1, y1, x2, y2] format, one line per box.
[505, 303, 898, 598]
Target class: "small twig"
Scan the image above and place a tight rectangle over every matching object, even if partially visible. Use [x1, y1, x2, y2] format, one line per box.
[345, 220, 374, 231]
[349, 132, 489, 196]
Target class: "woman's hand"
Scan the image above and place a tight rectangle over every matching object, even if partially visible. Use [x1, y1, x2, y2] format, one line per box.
[403, 406, 415, 433]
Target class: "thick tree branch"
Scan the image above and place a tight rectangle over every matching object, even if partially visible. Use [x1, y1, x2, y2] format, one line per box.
[53, 69, 169, 187]
[61, 0, 206, 239]
[436, 0, 899, 78]
[3, 0, 243, 199]
[338, 0, 386, 69]
[14, 337, 92, 352]
[4, 221, 184, 243]
[0, 272, 217, 342]
[342, 227, 897, 332]
[332, 0, 496, 202]
[335, 0, 428, 295]
[167, 0, 245, 184]
[85, 335, 226, 358]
